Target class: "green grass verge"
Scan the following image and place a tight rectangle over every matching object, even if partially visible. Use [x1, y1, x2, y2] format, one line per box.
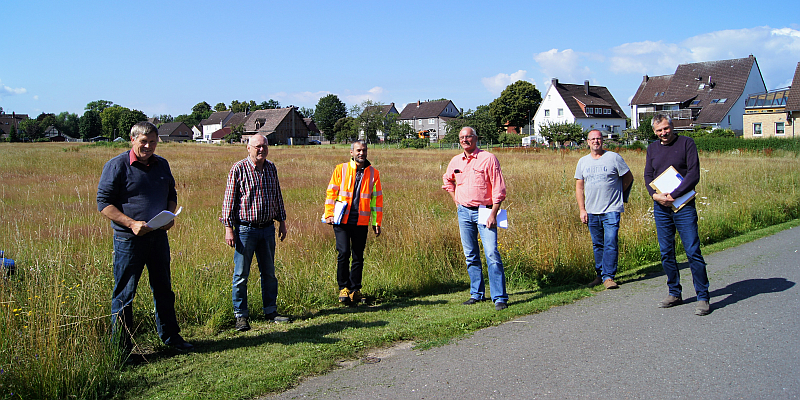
[117, 219, 800, 399]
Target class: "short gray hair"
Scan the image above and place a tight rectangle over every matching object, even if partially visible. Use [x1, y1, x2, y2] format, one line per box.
[460, 126, 477, 137]
[651, 114, 673, 128]
[350, 140, 367, 150]
[130, 121, 158, 140]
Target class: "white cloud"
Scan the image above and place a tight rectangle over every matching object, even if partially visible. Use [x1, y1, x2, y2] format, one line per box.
[0, 79, 27, 98]
[343, 86, 385, 105]
[481, 70, 529, 95]
[533, 49, 594, 85]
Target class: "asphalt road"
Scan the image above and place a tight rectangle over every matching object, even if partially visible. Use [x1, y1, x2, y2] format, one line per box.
[270, 226, 800, 400]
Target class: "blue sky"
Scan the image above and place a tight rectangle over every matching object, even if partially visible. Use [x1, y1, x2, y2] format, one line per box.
[2, 1, 799, 118]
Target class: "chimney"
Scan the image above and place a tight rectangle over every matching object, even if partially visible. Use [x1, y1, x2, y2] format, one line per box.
[417, 100, 420, 107]
[643, 75, 649, 83]
[584, 80, 590, 96]
[551, 78, 558, 87]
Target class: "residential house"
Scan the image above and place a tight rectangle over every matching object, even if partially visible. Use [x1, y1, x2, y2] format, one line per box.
[209, 127, 231, 144]
[304, 118, 322, 142]
[359, 103, 399, 141]
[43, 125, 78, 142]
[742, 62, 800, 139]
[630, 55, 766, 134]
[192, 125, 202, 140]
[243, 107, 309, 145]
[199, 111, 233, 142]
[532, 79, 627, 141]
[157, 122, 193, 142]
[398, 100, 459, 142]
[0, 112, 28, 138]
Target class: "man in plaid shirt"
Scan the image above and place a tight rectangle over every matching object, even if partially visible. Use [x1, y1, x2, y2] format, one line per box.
[222, 134, 289, 331]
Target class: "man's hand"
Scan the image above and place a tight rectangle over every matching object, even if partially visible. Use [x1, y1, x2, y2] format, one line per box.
[325, 216, 334, 224]
[130, 221, 153, 236]
[373, 225, 381, 237]
[579, 210, 588, 224]
[278, 221, 287, 242]
[224, 226, 236, 247]
[653, 192, 674, 207]
[485, 214, 497, 229]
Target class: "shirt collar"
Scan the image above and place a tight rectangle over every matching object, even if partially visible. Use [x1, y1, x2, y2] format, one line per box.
[461, 148, 482, 160]
[129, 150, 156, 166]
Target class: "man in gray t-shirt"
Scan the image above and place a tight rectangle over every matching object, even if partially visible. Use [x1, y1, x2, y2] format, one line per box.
[575, 130, 633, 289]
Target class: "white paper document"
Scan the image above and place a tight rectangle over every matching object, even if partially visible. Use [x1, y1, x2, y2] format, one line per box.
[146, 206, 183, 229]
[478, 206, 508, 229]
[649, 166, 696, 212]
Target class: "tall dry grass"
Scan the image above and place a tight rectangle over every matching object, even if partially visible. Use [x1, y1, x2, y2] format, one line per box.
[1, 142, 798, 398]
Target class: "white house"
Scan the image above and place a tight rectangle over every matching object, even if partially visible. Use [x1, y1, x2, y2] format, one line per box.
[532, 79, 627, 141]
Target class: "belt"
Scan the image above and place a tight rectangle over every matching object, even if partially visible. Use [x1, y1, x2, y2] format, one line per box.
[239, 220, 273, 229]
[461, 205, 481, 210]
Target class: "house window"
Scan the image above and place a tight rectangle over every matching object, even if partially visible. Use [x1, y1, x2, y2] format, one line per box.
[776, 122, 785, 136]
[544, 109, 550, 117]
[417, 119, 422, 126]
[586, 107, 593, 114]
[428, 118, 435, 124]
[699, 83, 706, 90]
[718, 98, 727, 103]
[753, 123, 762, 136]
[710, 99, 719, 104]
[557, 108, 563, 116]
[691, 100, 701, 106]
[604, 108, 611, 114]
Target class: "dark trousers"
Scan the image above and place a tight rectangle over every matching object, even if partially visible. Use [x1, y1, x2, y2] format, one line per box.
[334, 224, 369, 291]
[111, 230, 180, 350]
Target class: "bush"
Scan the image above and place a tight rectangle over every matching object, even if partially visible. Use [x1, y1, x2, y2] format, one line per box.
[693, 137, 800, 153]
[399, 138, 428, 148]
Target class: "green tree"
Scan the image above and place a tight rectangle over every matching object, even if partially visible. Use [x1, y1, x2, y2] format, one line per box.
[117, 109, 148, 139]
[539, 121, 585, 147]
[357, 100, 387, 143]
[315, 94, 347, 142]
[230, 100, 246, 113]
[101, 106, 127, 139]
[223, 123, 244, 143]
[261, 99, 280, 109]
[214, 102, 227, 112]
[298, 106, 315, 119]
[85, 100, 114, 113]
[79, 110, 102, 140]
[385, 119, 416, 143]
[333, 116, 358, 143]
[155, 114, 174, 124]
[444, 105, 498, 144]
[192, 101, 212, 115]
[489, 80, 542, 131]
[8, 126, 19, 142]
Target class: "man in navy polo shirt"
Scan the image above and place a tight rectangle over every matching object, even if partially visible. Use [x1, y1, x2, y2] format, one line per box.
[97, 121, 193, 352]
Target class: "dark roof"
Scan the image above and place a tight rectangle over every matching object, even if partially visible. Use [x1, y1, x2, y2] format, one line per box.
[304, 118, 320, 133]
[363, 103, 399, 117]
[786, 62, 800, 112]
[200, 111, 232, 125]
[553, 81, 627, 119]
[244, 108, 298, 133]
[210, 127, 230, 140]
[630, 74, 673, 105]
[226, 112, 248, 128]
[399, 100, 454, 119]
[632, 56, 763, 124]
[157, 122, 192, 137]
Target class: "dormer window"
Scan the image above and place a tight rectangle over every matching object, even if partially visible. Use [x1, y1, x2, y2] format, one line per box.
[586, 107, 593, 114]
[699, 83, 706, 90]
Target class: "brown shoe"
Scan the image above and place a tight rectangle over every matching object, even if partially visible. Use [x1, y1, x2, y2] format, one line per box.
[695, 301, 711, 316]
[659, 295, 683, 308]
[349, 289, 363, 303]
[603, 279, 619, 289]
[339, 288, 351, 303]
[587, 276, 603, 287]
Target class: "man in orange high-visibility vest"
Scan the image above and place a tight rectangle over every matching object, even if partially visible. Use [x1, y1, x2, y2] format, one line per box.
[323, 140, 383, 304]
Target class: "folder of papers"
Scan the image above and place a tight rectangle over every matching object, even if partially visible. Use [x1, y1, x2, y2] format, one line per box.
[478, 205, 508, 229]
[146, 206, 183, 229]
[648, 166, 696, 212]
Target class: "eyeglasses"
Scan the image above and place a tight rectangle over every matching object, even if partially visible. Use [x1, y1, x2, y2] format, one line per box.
[587, 138, 603, 141]
[459, 136, 475, 140]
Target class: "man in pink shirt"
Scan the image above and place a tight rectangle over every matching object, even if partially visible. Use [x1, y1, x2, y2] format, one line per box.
[442, 127, 508, 310]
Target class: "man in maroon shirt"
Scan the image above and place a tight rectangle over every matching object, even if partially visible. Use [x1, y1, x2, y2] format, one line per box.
[644, 114, 710, 316]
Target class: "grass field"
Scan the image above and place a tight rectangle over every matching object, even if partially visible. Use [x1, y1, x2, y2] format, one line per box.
[1, 142, 798, 399]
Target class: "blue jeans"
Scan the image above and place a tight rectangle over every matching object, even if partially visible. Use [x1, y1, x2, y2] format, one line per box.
[587, 212, 621, 281]
[653, 202, 709, 301]
[457, 205, 508, 304]
[232, 224, 278, 318]
[111, 230, 181, 349]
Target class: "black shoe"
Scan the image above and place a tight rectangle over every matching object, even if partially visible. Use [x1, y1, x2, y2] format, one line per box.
[167, 339, 194, 351]
[462, 298, 482, 305]
[265, 311, 290, 323]
[495, 302, 508, 311]
[235, 316, 251, 332]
